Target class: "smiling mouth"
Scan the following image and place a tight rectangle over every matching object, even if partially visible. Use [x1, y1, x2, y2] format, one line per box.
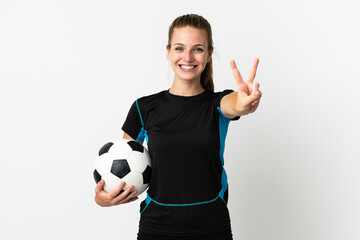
[179, 64, 198, 70]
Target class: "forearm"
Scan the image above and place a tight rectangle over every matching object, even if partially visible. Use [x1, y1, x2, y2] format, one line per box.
[220, 92, 240, 119]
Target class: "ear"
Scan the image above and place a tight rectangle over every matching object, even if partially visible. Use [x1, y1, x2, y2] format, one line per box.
[166, 45, 170, 59]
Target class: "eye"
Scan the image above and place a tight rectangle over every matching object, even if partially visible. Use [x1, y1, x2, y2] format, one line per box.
[175, 47, 183, 51]
[194, 47, 204, 52]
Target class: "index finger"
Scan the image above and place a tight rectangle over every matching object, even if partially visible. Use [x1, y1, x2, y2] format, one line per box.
[230, 59, 244, 86]
[95, 179, 105, 194]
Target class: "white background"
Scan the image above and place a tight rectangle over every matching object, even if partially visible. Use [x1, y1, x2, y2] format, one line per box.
[0, 0, 359, 239]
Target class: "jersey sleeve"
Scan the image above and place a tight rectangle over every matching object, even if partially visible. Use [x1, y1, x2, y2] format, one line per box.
[121, 100, 143, 140]
[216, 89, 241, 121]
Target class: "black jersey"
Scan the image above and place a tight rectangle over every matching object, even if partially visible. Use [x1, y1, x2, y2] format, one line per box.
[122, 89, 240, 236]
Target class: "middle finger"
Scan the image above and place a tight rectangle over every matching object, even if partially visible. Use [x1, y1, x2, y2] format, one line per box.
[247, 58, 259, 84]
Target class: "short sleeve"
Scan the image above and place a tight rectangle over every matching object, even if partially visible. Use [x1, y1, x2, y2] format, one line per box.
[121, 100, 143, 140]
[216, 89, 241, 121]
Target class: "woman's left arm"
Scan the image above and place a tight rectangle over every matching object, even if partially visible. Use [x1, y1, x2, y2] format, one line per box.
[220, 58, 262, 119]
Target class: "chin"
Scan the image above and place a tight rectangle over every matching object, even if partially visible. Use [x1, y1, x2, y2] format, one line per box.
[176, 75, 201, 82]
[174, 71, 202, 82]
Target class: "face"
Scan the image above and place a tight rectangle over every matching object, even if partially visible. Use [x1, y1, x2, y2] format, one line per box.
[167, 26, 212, 84]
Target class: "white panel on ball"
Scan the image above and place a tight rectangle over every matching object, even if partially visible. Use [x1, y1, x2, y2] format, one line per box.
[122, 172, 144, 194]
[94, 155, 113, 176]
[107, 140, 133, 159]
[136, 184, 149, 197]
[127, 151, 148, 173]
[102, 173, 123, 193]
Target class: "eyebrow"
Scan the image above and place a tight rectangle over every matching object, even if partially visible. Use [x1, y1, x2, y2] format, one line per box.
[173, 43, 206, 47]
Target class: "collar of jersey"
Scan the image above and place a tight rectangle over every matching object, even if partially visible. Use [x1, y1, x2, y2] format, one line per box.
[164, 89, 211, 101]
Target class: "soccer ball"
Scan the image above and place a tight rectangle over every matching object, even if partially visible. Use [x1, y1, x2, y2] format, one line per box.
[93, 139, 152, 196]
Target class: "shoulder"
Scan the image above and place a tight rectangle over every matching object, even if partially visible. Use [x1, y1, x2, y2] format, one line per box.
[137, 90, 166, 103]
[214, 89, 235, 97]
[212, 89, 235, 106]
[206, 89, 234, 98]
[134, 90, 167, 113]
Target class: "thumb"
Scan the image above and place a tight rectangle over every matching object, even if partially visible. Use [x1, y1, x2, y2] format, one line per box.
[95, 179, 105, 193]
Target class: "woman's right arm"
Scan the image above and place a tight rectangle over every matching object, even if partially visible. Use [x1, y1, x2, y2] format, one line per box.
[94, 132, 139, 207]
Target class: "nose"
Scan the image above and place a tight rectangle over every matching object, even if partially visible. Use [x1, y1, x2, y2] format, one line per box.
[183, 50, 194, 62]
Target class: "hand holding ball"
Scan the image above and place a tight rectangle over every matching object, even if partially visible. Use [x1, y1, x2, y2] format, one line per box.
[93, 139, 152, 197]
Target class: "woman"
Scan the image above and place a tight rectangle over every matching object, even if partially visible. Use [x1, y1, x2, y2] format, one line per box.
[95, 14, 262, 239]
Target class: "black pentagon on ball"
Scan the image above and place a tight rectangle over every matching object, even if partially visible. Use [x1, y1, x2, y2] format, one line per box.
[111, 159, 131, 178]
[127, 140, 144, 153]
[142, 165, 152, 184]
[99, 142, 113, 156]
[93, 169, 102, 184]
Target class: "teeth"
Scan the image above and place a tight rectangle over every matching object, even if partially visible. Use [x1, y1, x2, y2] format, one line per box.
[180, 65, 195, 70]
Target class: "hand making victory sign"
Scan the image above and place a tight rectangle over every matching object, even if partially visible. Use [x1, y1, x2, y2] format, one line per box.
[220, 58, 262, 118]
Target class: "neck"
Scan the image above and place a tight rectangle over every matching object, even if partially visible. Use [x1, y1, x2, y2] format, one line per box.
[169, 81, 205, 97]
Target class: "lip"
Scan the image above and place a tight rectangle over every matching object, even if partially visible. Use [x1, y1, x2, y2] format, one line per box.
[178, 64, 198, 72]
